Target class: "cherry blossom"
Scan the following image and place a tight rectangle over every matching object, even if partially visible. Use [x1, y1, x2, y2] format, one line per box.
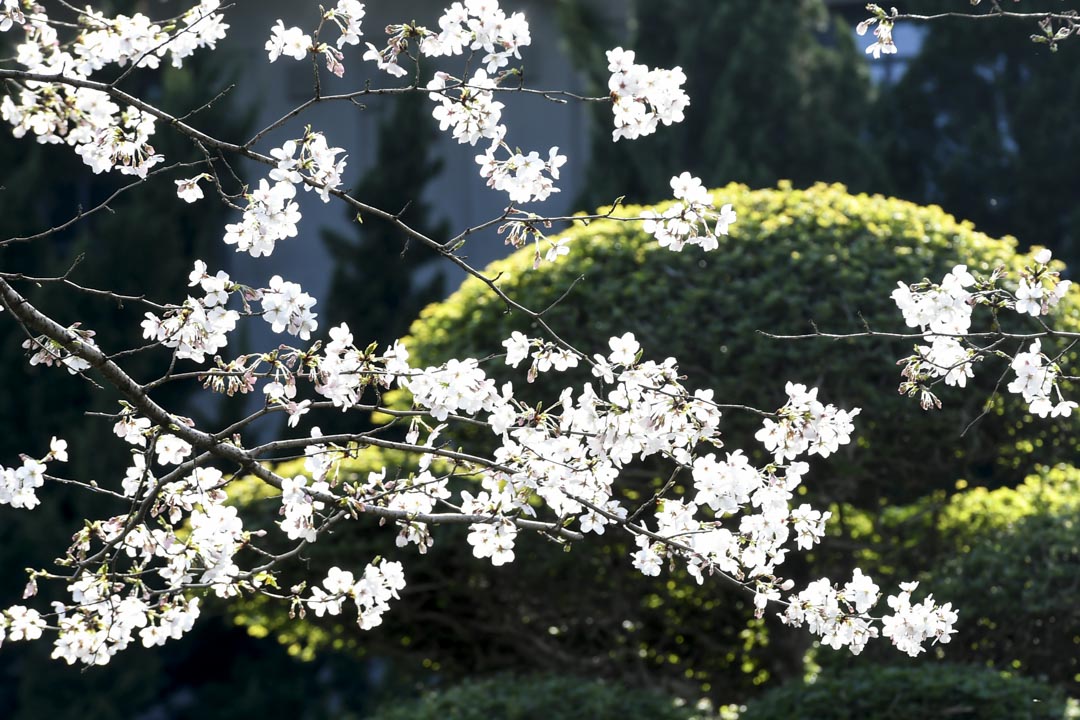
[327, 1, 365, 48]
[0, 0, 986, 669]
[606, 47, 690, 141]
[175, 175, 208, 203]
[266, 20, 312, 63]
[259, 275, 318, 340]
[428, 70, 506, 145]
[421, 0, 532, 72]
[223, 179, 302, 257]
[642, 173, 737, 251]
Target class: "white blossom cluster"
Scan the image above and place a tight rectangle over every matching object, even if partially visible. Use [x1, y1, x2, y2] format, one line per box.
[893, 252, 1075, 414]
[220, 133, 344, 257]
[139, 262, 321, 365]
[314, 324, 403, 409]
[503, 330, 580, 381]
[1015, 249, 1072, 316]
[781, 570, 881, 655]
[783, 574, 956, 658]
[22, 325, 96, 374]
[307, 560, 406, 630]
[47, 581, 201, 665]
[642, 173, 737, 251]
[428, 70, 506, 146]
[259, 275, 319, 341]
[268, 132, 347, 203]
[28, 454, 258, 663]
[893, 264, 978, 397]
[362, 0, 531, 78]
[403, 356, 504, 422]
[8, 320, 957, 662]
[0, 1, 227, 176]
[0, 605, 47, 651]
[606, 47, 690, 141]
[0, 437, 66, 509]
[70, 2, 228, 72]
[279, 474, 329, 542]
[754, 382, 860, 463]
[1007, 340, 1076, 418]
[264, 0, 367, 73]
[223, 178, 302, 257]
[420, 0, 531, 72]
[426, 69, 566, 204]
[476, 145, 567, 204]
[880, 581, 959, 657]
[142, 261, 240, 363]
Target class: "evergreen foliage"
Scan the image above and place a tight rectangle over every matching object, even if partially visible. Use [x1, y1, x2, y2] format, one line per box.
[876, 1, 1080, 267]
[369, 674, 711, 720]
[740, 664, 1067, 720]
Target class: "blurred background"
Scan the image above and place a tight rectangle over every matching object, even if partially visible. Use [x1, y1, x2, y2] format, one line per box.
[2, 0, 1080, 717]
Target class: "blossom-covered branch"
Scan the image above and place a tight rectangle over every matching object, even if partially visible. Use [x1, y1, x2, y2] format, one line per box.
[0, 0, 963, 669]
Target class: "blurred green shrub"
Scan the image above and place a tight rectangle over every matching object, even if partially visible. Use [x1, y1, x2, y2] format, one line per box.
[818, 465, 1080, 694]
[740, 664, 1068, 720]
[368, 674, 712, 720]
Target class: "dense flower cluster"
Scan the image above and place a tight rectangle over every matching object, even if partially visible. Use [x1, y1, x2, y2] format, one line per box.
[222, 132, 344, 256]
[139, 262, 322, 363]
[893, 252, 1075, 414]
[0, 437, 66, 509]
[606, 47, 690, 141]
[8, 305, 961, 664]
[421, 0, 531, 71]
[642, 173, 737, 251]
[269, 131, 347, 203]
[427, 69, 506, 145]
[259, 275, 318, 341]
[1008, 340, 1076, 418]
[755, 383, 860, 463]
[476, 145, 566, 204]
[0, 1, 226, 176]
[223, 179, 301, 257]
[141, 261, 239, 363]
[307, 561, 406, 630]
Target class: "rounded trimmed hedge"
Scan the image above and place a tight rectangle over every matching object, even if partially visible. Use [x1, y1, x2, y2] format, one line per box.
[933, 477, 1080, 691]
[368, 674, 711, 720]
[404, 182, 1080, 505]
[740, 664, 1068, 720]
